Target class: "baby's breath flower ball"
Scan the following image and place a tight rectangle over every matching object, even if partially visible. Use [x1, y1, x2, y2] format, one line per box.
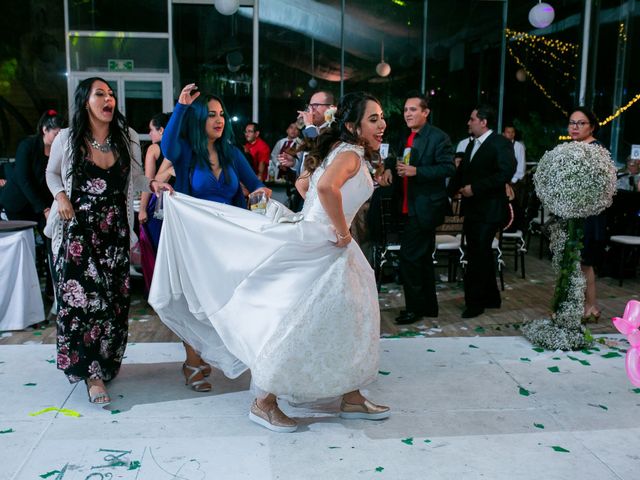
[533, 142, 616, 219]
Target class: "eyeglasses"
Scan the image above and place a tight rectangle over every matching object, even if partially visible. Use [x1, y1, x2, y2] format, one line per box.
[568, 120, 590, 128]
[306, 103, 331, 110]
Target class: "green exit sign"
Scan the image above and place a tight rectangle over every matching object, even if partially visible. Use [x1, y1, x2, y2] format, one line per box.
[108, 59, 134, 72]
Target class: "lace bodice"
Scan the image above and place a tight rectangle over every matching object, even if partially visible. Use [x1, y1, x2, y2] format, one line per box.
[301, 142, 374, 227]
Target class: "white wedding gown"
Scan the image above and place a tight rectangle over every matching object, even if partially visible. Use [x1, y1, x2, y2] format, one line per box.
[148, 143, 380, 401]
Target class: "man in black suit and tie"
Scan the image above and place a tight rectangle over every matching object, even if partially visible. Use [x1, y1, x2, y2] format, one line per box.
[449, 105, 516, 318]
[380, 93, 455, 324]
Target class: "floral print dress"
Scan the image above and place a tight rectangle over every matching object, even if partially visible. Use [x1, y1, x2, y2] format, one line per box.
[55, 160, 130, 383]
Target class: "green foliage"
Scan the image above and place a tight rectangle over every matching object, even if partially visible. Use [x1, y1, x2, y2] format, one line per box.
[514, 112, 560, 163]
[0, 58, 17, 95]
[551, 218, 583, 312]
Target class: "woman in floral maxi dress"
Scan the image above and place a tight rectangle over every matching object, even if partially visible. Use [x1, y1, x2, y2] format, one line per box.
[46, 77, 170, 404]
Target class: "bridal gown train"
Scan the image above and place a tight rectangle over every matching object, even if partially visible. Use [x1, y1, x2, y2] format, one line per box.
[148, 143, 380, 401]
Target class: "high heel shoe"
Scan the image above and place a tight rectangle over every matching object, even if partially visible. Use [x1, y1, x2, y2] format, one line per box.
[199, 360, 212, 377]
[339, 398, 390, 420]
[85, 380, 111, 405]
[182, 363, 212, 392]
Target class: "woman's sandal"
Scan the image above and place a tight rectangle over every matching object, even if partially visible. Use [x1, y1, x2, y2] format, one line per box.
[182, 363, 212, 392]
[199, 360, 212, 377]
[85, 380, 111, 405]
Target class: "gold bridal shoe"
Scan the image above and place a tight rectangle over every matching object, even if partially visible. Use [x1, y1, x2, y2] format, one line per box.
[339, 399, 391, 420]
[249, 400, 298, 433]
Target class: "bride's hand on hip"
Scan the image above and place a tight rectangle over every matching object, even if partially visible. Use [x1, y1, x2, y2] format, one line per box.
[334, 230, 352, 248]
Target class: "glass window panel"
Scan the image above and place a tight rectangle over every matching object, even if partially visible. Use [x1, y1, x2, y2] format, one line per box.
[69, 36, 169, 73]
[124, 81, 163, 135]
[69, 0, 168, 32]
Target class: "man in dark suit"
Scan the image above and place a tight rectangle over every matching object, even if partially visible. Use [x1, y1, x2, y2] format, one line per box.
[381, 92, 455, 324]
[448, 105, 516, 318]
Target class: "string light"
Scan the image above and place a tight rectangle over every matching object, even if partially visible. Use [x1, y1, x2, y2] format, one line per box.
[507, 45, 568, 116]
[600, 92, 640, 126]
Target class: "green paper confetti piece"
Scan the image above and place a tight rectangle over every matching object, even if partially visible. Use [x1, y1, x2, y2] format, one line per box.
[110, 409, 122, 415]
[29, 407, 81, 418]
[474, 327, 485, 333]
[375, 467, 384, 473]
[580, 349, 593, 355]
[378, 371, 390, 376]
[551, 446, 570, 453]
[599, 404, 608, 410]
[424, 439, 432, 443]
[601, 352, 622, 358]
[45, 359, 55, 364]
[328, 446, 341, 449]
[519, 387, 531, 396]
[552, 357, 561, 360]
[24, 382, 37, 386]
[401, 437, 414, 445]
[426, 349, 435, 352]
[532, 347, 544, 352]
[578, 359, 591, 366]
[534, 423, 544, 429]
[632, 388, 640, 394]
[567, 355, 579, 361]
[33, 331, 42, 336]
[547, 366, 560, 373]
[468, 344, 479, 349]
[128, 461, 141, 470]
[0, 428, 14, 434]
[40, 471, 62, 479]
[520, 357, 531, 362]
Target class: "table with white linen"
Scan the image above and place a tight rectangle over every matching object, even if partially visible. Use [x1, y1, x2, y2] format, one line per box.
[0, 221, 44, 330]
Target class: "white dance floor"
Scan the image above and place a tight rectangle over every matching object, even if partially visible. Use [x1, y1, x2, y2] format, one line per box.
[1, 336, 639, 479]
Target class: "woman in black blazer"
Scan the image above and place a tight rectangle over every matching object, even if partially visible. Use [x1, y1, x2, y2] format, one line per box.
[1, 110, 64, 223]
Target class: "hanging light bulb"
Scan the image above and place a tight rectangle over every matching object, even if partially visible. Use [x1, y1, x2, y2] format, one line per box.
[529, 1, 555, 29]
[308, 38, 318, 89]
[376, 39, 391, 77]
[516, 69, 527, 82]
[215, 0, 240, 16]
[308, 77, 318, 88]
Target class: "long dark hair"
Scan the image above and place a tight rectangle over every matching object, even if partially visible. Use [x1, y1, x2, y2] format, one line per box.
[184, 94, 236, 183]
[305, 91, 380, 175]
[36, 109, 64, 135]
[69, 77, 134, 178]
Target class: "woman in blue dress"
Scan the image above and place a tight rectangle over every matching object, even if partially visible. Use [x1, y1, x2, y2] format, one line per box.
[160, 83, 270, 392]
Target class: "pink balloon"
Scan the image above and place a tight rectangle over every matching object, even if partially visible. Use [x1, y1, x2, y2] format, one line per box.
[613, 317, 636, 335]
[629, 329, 640, 348]
[625, 347, 640, 387]
[622, 300, 640, 328]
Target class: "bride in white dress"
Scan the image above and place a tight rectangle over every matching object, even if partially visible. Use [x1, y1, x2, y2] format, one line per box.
[149, 92, 390, 432]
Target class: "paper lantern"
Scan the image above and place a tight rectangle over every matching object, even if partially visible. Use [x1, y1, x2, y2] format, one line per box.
[308, 77, 318, 89]
[376, 62, 391, 77]
[215, 0, 240, 16]
[529, 2, 555, 29]
[516, 69, 527, 82]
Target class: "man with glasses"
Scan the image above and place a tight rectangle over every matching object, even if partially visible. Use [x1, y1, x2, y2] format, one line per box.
[244, 122, 271, 181]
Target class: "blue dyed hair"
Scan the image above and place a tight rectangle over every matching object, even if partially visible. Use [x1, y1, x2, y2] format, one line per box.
[185, 94, 236, 181]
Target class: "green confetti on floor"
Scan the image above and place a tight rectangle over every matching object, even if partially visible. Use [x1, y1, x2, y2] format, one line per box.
[29, 407, 81, 418]
[632, 388, 640, 394]
[328, 446, 341, 449]
[33, 331, 42, 336]
[375, 467, 384, 473]
[424, 439, 432, 443]
[45, 359, 55, 364]
[601, 352, 623, 358]
[110, 409, 122, 415]
[547, 366, 560, 373]
[39, 471, 61, 479]
[552, 357, 561, 360]
[520, 357, 531, 362]
[599, 404, 608, 410]
[519, 387, 531, 396]
[580, 349, 593, 355]
[128, 461, 141, 470]
[578, 359, 591, 366]
[378, 371, 390, 376]
[401, 437, 414, 445]
[0, 428, 14, 434]
[426, 349, 435, 352]
[534, 423, 544, 429]
[474, 326, 485, 333]
[551, 446, 570, 453]
[532, 347, 544, 352]
[468, 344, 479, 349]
[23, 383, 37, 386]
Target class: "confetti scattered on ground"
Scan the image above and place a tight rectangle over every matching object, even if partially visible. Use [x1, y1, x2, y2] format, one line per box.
[23, 383, 37, 386]
[519, 387, 531, 396]
[520, 357, 531, 362]
[469, 344, 479, 349]
[0, 428, 14, 434]
[601, 352, 623, 359]
[551, 446, 570, 453]
[29, 407, 81, 418]
[532, 347, 544, 353]
[424, 439, 432, 443]
[426, 349, 436, 352]
[588, 403, 608, 411]
[375, 467, 384, 472]
[547, 366, 560, 373]
[534, 423, 544, 429]
[378, 371, 390, 376]
[401, 437, 414, 445]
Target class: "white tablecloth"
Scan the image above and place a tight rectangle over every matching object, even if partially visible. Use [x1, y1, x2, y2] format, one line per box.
[0, 229, 45, 330]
